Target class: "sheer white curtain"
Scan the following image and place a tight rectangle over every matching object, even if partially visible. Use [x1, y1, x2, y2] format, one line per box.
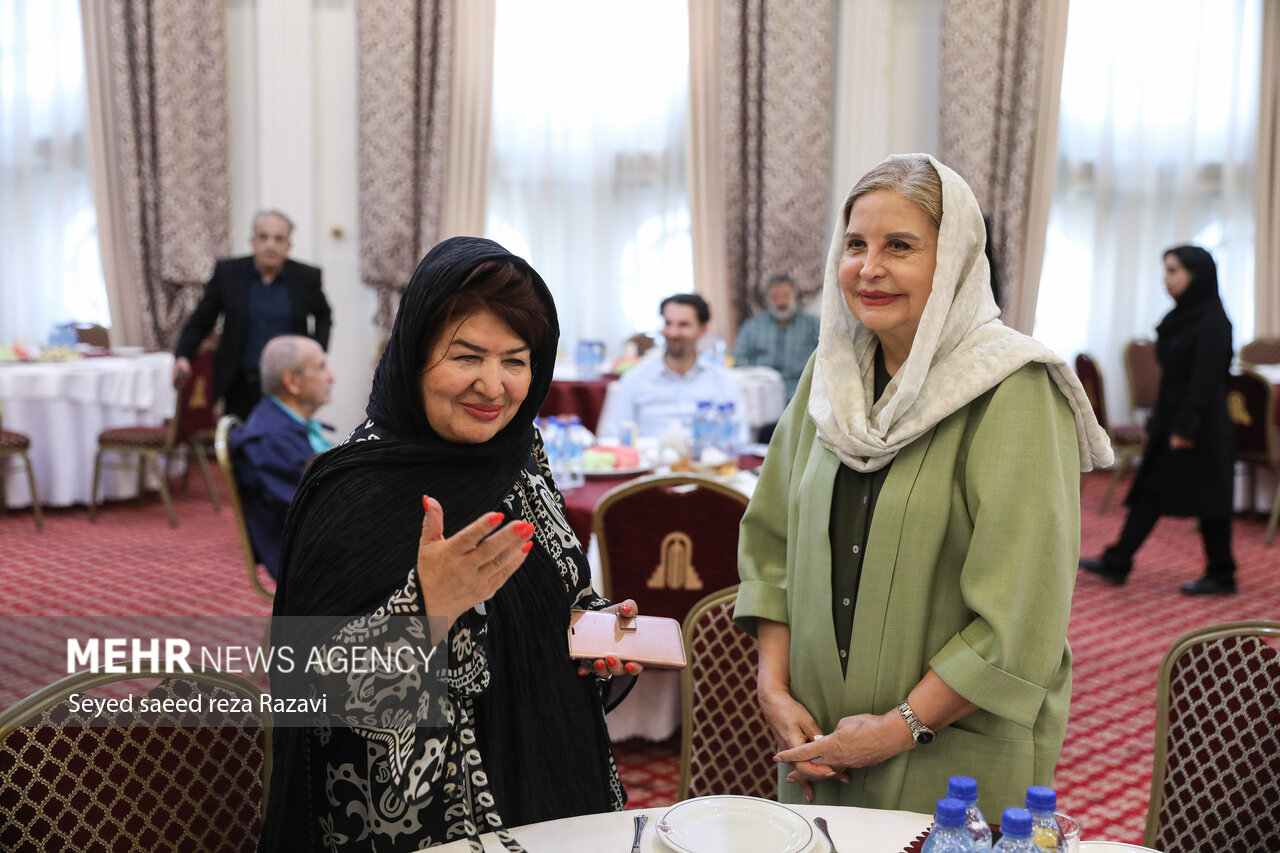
[485, 0, 692, 361]
[1033, 0, 1261, 420]
[0, 0, 108, 347]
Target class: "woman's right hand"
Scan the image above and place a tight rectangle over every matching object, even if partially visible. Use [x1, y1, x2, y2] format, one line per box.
[758, 686, 847, 800]
[416, 495, 535, 642]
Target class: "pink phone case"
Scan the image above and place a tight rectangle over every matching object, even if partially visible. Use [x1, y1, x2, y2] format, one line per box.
[567, 609, 688, 670]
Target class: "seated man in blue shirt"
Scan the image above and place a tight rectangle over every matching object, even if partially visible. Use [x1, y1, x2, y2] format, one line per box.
[230, 335, 334, 579]
[597, 293, 747, 445]
[732, 273, 819, 401]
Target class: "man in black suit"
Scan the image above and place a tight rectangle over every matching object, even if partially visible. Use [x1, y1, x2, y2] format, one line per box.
[172, 210, 331, 419]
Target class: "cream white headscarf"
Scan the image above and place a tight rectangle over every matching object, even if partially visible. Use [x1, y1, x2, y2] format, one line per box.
[808, 154, 1113, 473]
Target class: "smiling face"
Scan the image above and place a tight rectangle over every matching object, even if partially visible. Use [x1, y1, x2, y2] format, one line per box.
[1164, 252, 1193, 300]
[661, 302, 706, 362]
[420, 308, 532, 444]
[838, 189, 939, 371]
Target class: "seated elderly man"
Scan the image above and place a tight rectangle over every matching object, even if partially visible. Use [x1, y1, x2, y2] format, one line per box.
[732, 273, 819, 402]
[597, 293, 747, 444]
[230, 335, 334, 579]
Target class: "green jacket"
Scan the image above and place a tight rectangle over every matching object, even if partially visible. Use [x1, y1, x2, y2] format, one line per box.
[736, 360, 1079, 816]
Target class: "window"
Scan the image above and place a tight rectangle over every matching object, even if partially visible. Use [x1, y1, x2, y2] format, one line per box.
[486, 0, 692, 363]
[0, 0, 108, 347]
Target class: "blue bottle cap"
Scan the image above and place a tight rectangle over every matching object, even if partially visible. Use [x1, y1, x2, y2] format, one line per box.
[1025, 785, 1057, 811]
[947, 775, 977, 801]
[935, 798, 967, 828]
[1001, 807, 1033, 837]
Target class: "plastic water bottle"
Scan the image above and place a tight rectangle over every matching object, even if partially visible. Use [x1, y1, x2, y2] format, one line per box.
[921, 798, 977, 853]
[692, 400, 715, 458]
[947, 776, 992, 850]
[540, 417, 563, 480]
[563, 415, 586, 490]
[716, 401, 738, 456]
[992, 808, 1037, 853]
[1025, 787, 1065, 852]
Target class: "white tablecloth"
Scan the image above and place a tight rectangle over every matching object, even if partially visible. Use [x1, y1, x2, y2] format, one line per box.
[0, 353, 176, 508]
[423, 801, 933, 852]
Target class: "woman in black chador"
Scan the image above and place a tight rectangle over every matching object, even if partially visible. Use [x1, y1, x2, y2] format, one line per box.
[1080, 244, 1237, 594]
[259, 237, 640, 852]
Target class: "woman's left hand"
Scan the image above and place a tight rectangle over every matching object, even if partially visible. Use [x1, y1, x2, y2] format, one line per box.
[774, 710, 914, 775]
[1170, 434, 1194, 449]
[576, 599, 646, 679]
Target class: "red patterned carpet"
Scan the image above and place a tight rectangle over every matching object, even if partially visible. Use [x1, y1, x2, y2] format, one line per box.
[1, 470, 1277, 845]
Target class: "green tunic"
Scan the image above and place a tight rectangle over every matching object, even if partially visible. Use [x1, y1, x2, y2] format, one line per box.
[735, 359, 1080, 816]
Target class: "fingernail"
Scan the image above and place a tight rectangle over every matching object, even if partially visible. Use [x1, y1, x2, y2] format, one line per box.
[621, 604, 632, 613]
[488, 512, 504, 526]
[595, 660, 605, 671]
[606, 656, 618, 667]
[422, 495, 430, 512]
[521, 541, 533, 554]
[514, 521, 534, 538]
[624, 663, 636, 674]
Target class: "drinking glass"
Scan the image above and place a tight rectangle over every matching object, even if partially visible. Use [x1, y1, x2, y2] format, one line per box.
[1054, 811, 1081, 853]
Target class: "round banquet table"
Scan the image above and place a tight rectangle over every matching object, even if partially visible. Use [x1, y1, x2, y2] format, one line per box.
[419, 802, 933, 852]
[0, 353, 176, 508]
[540, 376, 616, 434]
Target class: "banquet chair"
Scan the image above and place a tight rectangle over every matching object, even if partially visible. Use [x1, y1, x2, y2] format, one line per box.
[88, 367, 221, 527]
[1143, 620, 1280, 853]
[1123, 337, 1161, 418]
[1075, 353, 1146, 514]
[73, 322, 110, 349]
[593, 474, 749, 621]
[679, 586, 775, 801]
[1226, 369, 1280, 545]
[1239, 336, 1280, 366]
[215, 416, 276, 607]
[0, 665, 273, 852]
[0, 401, 44, 531]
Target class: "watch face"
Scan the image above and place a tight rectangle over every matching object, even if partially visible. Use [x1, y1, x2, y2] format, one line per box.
[915, 730, 935, 745]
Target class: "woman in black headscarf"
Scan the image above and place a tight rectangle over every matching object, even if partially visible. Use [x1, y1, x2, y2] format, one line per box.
[1080, 244, 1237, 594]
[259, 237, 637, 852]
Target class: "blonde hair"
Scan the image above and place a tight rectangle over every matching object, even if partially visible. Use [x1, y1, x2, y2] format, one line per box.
[842, 157, 943, 229]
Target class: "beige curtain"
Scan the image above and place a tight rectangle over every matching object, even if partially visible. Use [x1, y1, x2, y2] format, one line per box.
[91, 0, 230, 349]
[687, 0, 731, 342]
[939, 0, 1068, 334]
[719, 0, 834, 333]
[357, 0, 454, 330]
[439, 0, 495, 241]
[1256, 0, 1280, 337]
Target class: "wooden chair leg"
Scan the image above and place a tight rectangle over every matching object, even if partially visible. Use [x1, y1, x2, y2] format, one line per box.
[89, 447, 106, 521]
[143, 452, 178, 527]
[189, 441, 221, 513]
[19, 451, 42, 531]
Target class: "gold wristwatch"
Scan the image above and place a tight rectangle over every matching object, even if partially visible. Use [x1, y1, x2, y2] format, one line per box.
[897, 699, 936, 745]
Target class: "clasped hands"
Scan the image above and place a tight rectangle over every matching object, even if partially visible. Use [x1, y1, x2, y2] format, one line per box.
[762, 688, 914, 801]
[414, 495, 644, 678]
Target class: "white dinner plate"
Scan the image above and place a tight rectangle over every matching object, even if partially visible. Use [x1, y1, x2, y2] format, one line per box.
[1078, 842, 1162, 852]
[584, 464, 651, 479]
[656, 796, 814, 853]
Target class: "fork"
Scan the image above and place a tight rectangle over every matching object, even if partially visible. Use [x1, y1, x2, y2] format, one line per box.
[814, 816, 840, 853]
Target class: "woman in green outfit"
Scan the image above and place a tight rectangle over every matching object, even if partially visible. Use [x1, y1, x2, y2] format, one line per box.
[734, 155, 1113, 815]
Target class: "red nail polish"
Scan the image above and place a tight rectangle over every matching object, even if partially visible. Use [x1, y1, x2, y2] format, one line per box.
[606, 656, 618, 667]
[521, 541, 533, 554]
[422, 495, 430, 512]
[488, 512, 504, 526]
[625, 663, 636, 674]
[621, 604, 632, 613]
[515, 521, 534, 538]
[595, 660, 605, 670]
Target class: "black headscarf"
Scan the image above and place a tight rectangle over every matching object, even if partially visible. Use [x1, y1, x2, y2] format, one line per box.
[1155, 245, 1231, 360]
[262, 237, 618, 847]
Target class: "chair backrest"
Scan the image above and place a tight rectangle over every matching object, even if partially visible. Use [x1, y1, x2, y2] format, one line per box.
[593, 474, 750, 620]
[1240, 336, 1280, 366]
[1226, 369, 1278, 463]
[0, 665, 272, 852]
[215, 415, 274, 603]
[1123, 337, 1161, 414]
[176, 342, 219, 444]
[1144, 620, 1280, 852]
[1073, 353, 1110, 431]
[679, 586, 775, 801]
[625, 332, 656, 357]
[73, 322, 110, 348]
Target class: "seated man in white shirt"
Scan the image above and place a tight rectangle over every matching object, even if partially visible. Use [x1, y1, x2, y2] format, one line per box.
[597, 293, 747, 445]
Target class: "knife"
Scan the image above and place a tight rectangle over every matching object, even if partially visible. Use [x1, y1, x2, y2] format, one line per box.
[631, 813, 648, 853]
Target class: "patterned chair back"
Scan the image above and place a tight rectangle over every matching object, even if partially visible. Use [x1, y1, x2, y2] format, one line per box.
[679, 586, 775, 801]
[593, 475, 749, 621]
[215, 415, 275, 603]
[0, 666, 272, 852]
[1239, 336, 1280, 367]
[1144, 620, 1280, 853]
[1123, 337, 1161, 415]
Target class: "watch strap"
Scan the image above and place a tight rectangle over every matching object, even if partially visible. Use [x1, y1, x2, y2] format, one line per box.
[897, 699, 936, 745]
